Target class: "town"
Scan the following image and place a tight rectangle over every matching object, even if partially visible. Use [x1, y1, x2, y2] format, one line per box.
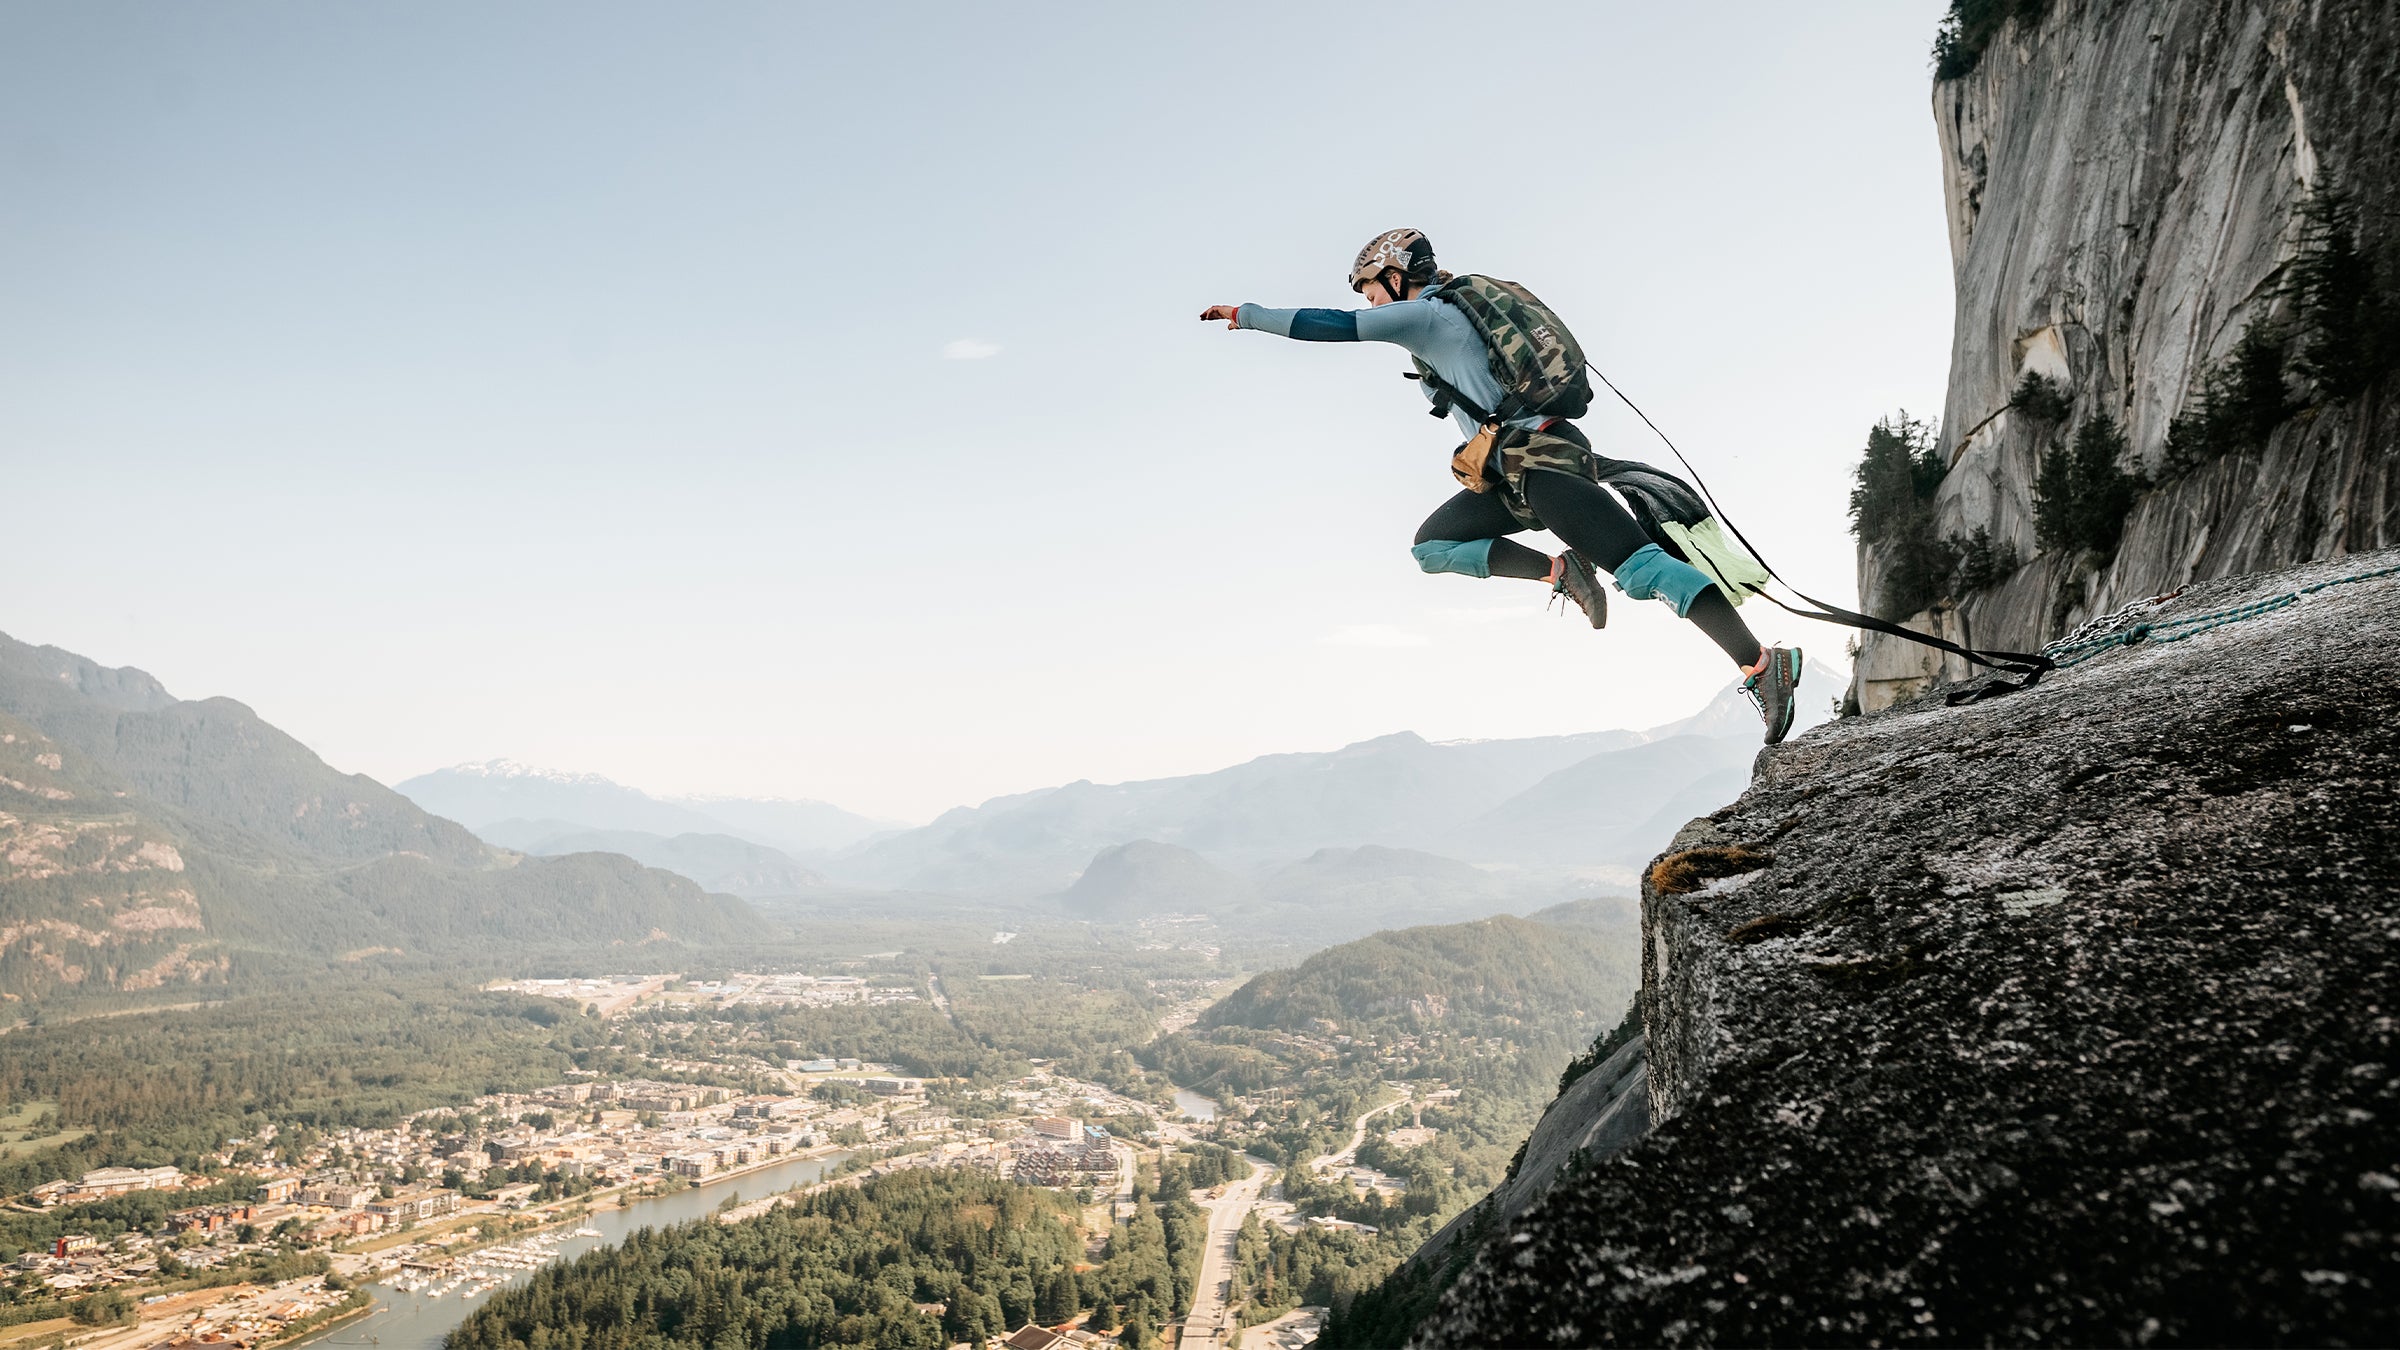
[1, 1050, 1392, 1350]
[0, 951, 1526, 1350]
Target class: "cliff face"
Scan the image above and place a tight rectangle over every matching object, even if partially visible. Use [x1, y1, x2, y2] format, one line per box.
[1339, 10, 2400, 1342]
[1857, 0, 2400, 710]
[1415, 552, 2400, 1345]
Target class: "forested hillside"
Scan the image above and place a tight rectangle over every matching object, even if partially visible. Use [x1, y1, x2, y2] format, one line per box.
[1199, 912, 1630, 1041]
[449, 1162, 1216, 1350]
[0, 632, 767, 1005]
[0, 978, 617, 1204]
[1145, 906, 1640, 1323]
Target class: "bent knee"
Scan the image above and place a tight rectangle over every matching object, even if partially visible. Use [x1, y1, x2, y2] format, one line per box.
[1411, 539, 1494, 578]
[1612, 543, 1713, 616]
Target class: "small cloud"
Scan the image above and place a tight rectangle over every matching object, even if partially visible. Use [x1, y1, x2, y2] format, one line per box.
[1321, 624, 1431, 649]
[942, 338, 1001, 361]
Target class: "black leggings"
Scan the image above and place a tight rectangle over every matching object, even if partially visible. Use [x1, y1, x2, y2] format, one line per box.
[1414, 469, 1763, 668]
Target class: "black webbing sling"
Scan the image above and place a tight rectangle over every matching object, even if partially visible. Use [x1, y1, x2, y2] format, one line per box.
[1584, 364, 2054, 704]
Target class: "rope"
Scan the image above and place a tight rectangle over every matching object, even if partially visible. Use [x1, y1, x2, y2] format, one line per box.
[1574, 369, 2396, 694]
[2039, 564, 2400, 668]
[1582, 364, 2055, 695]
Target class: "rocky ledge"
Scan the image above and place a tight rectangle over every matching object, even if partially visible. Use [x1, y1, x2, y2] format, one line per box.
[1415, 553, 2400, 1346]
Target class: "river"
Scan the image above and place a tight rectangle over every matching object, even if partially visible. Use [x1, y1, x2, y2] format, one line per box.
[295, 1151, 850, 1349]
[1172, 1088, 1218, 1122]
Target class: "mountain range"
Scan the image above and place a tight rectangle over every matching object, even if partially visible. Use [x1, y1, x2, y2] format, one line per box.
[472, 820, 826, 898]
[395, 760, 897, 856]
[407, 663, 1838, 932]
[810, 662, 1841, 898]
[0, 617, 1835, 1007]
[0, 632, 768, 1005]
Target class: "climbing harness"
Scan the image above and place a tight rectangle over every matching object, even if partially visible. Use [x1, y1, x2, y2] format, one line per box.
[2039, 564, 2400, 668]
[1584, 364, 2056, 704]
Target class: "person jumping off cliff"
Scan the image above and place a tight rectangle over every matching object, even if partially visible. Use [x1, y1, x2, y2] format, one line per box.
[1201, 228, 1805, 744]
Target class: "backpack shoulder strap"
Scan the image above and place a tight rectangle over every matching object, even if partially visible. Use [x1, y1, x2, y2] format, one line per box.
[1404, 359, 1493, 424]
[1415, 277, 1532, 424]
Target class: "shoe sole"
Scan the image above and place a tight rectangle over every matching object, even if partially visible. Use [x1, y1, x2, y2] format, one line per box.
[1563, 553, 1606, 629]
[1766, 648, 1803, 745]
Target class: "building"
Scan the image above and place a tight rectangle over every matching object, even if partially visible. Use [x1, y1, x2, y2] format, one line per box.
[78, 1166, 182, 1196]
[666, 1154, 715, 1180]
[1000, 1325, 1067, 1350]
[1012, 1144, 1112, 1188]
[301, 1182, 378, 1210]
[366, 1189, 459, 1223]
[53, 1235, 97, 1259]
[311, 1212, 382, 1240]
[168, 1203, 256, 1235]
[253, 1177, 302, 1205]
[487, 1183, 540, 1207]
[1026, 1117, 1079, 1142]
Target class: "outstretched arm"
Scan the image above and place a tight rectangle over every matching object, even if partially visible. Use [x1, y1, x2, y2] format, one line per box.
[1198, 301, 1443, 347]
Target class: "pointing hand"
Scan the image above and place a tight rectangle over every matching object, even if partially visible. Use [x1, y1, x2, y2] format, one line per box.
[1199, 305, 1240, 329]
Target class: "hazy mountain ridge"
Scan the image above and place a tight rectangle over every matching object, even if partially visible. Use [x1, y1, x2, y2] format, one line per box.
[1059, 840, 1254, 919]
[397, 762, 897, 858]
[476, 819, 826, 897]
[823, 663, 1841, 898]
[1043, 839, 1607, 950]
[0, 632, 768, 1004]
[0, 637, 488, 869]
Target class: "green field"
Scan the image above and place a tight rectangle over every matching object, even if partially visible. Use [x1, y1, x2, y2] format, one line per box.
[0, 1102, 79, 1160]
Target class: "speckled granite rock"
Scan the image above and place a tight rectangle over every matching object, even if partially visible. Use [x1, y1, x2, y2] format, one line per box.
[1406, 1034, 1652, 1283]
[1413, 554, 2400, 1347]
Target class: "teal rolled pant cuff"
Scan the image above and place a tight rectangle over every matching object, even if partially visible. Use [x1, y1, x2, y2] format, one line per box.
[1612, 543, 1713, 616]
[1412, 538, 1495, 578]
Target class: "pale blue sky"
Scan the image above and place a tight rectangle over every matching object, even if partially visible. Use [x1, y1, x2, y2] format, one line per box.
[4, 2, 1956, 821]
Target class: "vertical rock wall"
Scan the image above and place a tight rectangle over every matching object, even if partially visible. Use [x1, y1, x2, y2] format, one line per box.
[1857, 0, 2400, 710]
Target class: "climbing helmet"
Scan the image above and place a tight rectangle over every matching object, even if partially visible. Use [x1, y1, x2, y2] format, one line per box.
[1350, 228, 1437, 294]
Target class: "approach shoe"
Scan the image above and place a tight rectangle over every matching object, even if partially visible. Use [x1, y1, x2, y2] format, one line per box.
[1743, 646, 1803, 746]
[1552, 551, 1607, 628]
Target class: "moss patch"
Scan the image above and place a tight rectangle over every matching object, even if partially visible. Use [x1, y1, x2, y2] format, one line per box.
[1649, 846, 1773, 897]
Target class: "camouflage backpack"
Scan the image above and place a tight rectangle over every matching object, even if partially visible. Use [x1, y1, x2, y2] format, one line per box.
[1410, 274, 1593, 424]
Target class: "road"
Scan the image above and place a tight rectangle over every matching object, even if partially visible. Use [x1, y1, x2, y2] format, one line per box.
[1172, 1086, 1414, 1345]
[1315, 1086, 1412, 1173]
[1175, 1154, 1275, 1350]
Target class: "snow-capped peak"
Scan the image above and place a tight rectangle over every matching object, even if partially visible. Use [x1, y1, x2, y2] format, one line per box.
[445, 758, 619, 787]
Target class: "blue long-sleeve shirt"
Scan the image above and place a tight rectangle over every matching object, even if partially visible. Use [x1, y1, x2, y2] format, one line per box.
[1234, 296, 1546, 438]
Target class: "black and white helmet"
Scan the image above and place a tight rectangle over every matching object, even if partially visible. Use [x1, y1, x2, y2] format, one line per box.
[1349, 228, 1438, 294]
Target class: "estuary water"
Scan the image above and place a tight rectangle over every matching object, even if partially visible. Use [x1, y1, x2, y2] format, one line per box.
[296, 1151, 850, 1349]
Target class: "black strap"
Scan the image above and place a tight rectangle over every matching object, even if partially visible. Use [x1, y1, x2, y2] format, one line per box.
[1583, 362, 2054, 703]
[1404, 366, 1490, 424]
[1405, 366, 1533, 430]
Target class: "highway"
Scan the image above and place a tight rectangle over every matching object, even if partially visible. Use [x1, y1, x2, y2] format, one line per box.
[1176, 1086, 1410, 1346]
[1174, 1153, 1275, 1349]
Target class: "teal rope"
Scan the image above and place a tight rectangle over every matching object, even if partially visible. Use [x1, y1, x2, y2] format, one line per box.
[2042, 564, 2400, 668]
